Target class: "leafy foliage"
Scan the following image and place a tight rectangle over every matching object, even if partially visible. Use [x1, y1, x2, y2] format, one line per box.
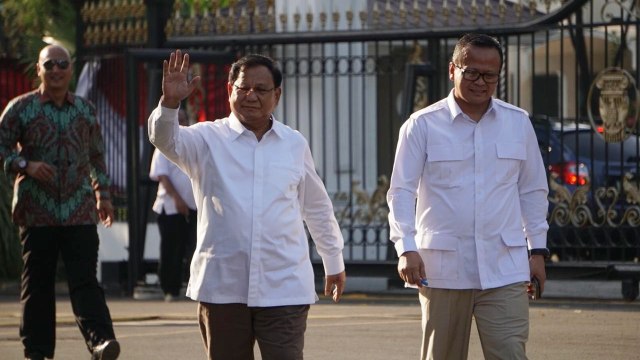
[0, 0, 76, 70]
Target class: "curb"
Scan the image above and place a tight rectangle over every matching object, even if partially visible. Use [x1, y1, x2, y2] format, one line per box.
[0, 279, 633, 301]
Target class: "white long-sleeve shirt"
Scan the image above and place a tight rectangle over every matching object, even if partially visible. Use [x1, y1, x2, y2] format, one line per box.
[149, 149, 196, 214]
[387, 91, 549, 290]
[148, 105, 344, 306]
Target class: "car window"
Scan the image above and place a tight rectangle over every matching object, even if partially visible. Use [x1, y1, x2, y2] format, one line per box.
[535, 127, 564, 164]
[562, 131, 640, 163]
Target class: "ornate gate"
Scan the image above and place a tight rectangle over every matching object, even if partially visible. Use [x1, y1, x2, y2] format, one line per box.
[75, 0, 640, 298]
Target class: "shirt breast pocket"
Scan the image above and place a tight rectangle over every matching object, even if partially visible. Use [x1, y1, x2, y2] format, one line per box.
[495, 142, 526, 184]
[426, 145, 465, 187]
[269, 163, 303, 199]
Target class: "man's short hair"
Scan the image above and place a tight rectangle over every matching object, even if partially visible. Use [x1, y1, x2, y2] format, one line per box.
[452, 33, 503, 67]
[228, 54, 283, 88]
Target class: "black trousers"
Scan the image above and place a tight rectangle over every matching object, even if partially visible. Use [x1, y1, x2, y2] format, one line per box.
[19, 225, 116, 358]
[157, 209, 197, 296]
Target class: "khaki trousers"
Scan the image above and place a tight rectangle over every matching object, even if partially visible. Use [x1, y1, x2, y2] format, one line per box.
[198, 302, 310, 360]
[419, 282, 529, 360]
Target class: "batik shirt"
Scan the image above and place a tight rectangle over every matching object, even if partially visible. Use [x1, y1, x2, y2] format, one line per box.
[0, 88, 111, 226]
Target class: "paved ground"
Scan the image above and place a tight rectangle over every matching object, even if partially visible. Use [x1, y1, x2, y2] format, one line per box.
[1, 281, 639, 360]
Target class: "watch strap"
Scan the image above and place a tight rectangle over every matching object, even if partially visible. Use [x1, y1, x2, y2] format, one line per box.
[530, 248, 550, 259]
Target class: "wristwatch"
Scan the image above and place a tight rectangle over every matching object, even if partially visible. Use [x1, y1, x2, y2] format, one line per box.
[16, 157, 28, 173]
[530, 248, 550, 259]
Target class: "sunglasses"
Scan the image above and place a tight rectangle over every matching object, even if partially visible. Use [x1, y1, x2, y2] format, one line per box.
[42, 59, 70, 71]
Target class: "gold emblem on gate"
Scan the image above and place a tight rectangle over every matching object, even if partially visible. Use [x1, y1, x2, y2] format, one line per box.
[587, 67, 639, 143]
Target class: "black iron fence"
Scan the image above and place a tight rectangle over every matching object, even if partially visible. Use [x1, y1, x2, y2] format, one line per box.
[160, 30, 640, 263]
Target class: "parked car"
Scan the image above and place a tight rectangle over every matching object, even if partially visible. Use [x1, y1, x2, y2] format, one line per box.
[531, 116, 640, 266]
[532, 117, 640, 192]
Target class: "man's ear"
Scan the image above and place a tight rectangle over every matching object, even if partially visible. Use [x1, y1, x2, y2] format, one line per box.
[274, 87, 282, 105]
[448, 62, 456, 81]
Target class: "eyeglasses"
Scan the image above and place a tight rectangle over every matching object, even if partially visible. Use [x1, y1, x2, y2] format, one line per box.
[454, 64, 499, 84]
[42, 59, 70, 71]
[233, 84, 275, 97]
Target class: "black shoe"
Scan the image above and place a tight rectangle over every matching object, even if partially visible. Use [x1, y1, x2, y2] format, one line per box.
[24, 353, 45, 360]
[91, 339, 120, 360]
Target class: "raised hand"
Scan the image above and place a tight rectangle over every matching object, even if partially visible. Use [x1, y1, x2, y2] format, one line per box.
[161, 49, 202, 109]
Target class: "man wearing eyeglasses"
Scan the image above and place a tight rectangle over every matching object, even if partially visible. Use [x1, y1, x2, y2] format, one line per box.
[387, 33, 549, 359]
[148, 52, 346, 359]
[0, 45, 119, 360]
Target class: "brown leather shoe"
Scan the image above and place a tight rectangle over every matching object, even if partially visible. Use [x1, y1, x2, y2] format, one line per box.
[91, 339, 120, 360]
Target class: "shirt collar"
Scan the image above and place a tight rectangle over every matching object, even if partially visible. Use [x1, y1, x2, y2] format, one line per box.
[445, 90, 463, 123]
[37, 86, 75, 105]
[227, 113, 285, 140]
[269, 118, 286, 139]
[445, 89, 496, 123]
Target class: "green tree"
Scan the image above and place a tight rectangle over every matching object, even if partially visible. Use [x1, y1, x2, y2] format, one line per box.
[0, 0, 76, 69]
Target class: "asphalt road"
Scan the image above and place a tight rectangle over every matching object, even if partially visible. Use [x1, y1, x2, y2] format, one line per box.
[1, 292, 639, 360]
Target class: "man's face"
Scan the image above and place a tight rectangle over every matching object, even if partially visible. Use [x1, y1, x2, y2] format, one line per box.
[37, 47, 73, 92]
[449, 45, 501, 112]
[227, 65, 281, 128]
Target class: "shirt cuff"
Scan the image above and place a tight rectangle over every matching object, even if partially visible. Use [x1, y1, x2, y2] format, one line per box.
[527, 233, 548, 250]
[158, 102, 180, 122]
[96, 190, 111, 201]
[322, 252, 345, 276]
[394, 237, 418, 257]
[3, 153, 18, 174]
